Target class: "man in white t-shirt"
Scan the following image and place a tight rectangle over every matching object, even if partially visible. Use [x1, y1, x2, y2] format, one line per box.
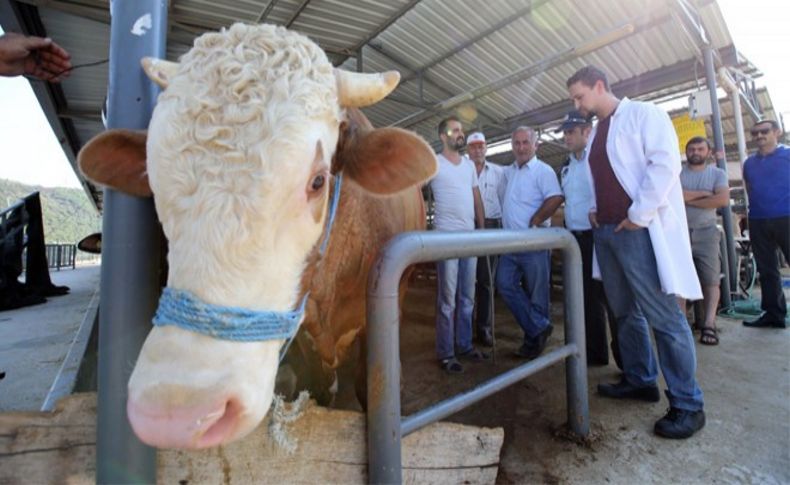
[430, 116, 487, 374]
[497, 126, 564, 360]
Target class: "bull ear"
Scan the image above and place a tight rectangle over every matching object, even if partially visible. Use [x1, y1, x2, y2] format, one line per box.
[78, 129, 152, 197]
[341, 126, 438, 195]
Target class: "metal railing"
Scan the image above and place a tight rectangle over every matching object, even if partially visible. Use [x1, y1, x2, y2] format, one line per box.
[366, 228, 589, 483]
[45, 244, 77, 270]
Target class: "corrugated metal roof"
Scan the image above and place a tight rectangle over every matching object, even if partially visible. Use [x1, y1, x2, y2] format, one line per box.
[1, 0, 772, 210]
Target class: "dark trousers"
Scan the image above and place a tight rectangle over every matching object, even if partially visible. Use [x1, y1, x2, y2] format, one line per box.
[475, 218, 501, 333]
[749, 216, 790, 321]
[573, 229, 621, 368]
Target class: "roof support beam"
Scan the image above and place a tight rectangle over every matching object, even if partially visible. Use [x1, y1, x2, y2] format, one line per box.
[485, 45, 739, 140]
[333, 0, 422, 66]
[367, 43, 502, 128]
[257, 0, 281, 23]
[393, 21, 637, 129]
[14, 0, 353, 56]
[285, 0, 311, 28]
[57, 108, 102, 121]
[401, 0, 551, 84]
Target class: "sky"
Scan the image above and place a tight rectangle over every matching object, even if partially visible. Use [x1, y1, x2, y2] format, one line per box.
[0, 0, 788, 189]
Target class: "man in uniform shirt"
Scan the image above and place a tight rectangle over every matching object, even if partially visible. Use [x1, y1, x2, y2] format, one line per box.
[497, 126, 564, 360]
[467, 131, 505, 347]
[558, 111, 621, 367]
[430, 117, 488, 374]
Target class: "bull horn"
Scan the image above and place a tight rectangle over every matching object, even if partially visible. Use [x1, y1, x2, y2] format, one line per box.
[335, 69, 400, 108]
[141, 57, 180, 89]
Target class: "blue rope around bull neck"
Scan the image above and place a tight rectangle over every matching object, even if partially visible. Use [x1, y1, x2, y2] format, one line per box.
[152, 173, 343, 361]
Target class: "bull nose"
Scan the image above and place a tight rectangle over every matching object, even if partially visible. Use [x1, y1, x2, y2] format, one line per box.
[127, 397, 243, 449]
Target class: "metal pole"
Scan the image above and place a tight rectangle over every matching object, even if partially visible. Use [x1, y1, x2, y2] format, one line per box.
[563, 238, 589, 436]
[367, 229, 588, 483]
[703, 45, 738, 298]
[717, 67, 751, 216]
[719, 226, 732, 306]
[97, 1, 167, 484]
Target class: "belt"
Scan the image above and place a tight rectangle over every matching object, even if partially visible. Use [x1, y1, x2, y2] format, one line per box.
[484, 218, 501, 229]
[570, 229, 592, 237]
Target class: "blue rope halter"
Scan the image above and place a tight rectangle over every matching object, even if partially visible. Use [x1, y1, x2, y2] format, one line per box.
[152, 173, 343, 361]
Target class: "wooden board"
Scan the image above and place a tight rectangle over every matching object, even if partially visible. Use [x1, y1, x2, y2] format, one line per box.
[0, 393, 503, 484]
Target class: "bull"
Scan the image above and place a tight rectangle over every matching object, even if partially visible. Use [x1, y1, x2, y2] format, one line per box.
[78, 23, 436, 449]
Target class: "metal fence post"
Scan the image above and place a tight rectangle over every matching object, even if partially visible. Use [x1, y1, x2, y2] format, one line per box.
[367, 229, 589, 482]
[96, 1, 167, 483]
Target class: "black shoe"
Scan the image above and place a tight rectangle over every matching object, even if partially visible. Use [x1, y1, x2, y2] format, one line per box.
[513, 325, 553, 359]
[743, 315, 786, 328]
[476, 329, 494, 347]
[654, 407, 705, 439]
[458, 347, 491, 362]
[597, 378, 660, 402]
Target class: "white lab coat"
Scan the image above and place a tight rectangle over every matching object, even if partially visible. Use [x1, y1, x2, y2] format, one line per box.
[585, 97, 702, 300]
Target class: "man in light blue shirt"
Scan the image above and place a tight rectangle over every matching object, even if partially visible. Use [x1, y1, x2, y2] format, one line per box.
[558, 110, 620, 368]
[497, 126, 564, 360]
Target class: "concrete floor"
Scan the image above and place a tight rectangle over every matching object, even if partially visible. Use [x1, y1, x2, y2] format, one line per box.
[0, 264, 99, 411]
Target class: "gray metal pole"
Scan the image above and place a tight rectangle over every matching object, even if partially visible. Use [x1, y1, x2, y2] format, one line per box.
[97, 1, 167, 483]
[367, 229, 588, 483]
[704, 45, 738, 298]
[562, 238, 589, 436]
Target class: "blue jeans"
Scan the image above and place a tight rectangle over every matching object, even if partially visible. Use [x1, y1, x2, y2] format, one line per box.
[594, 225, 704, 411]
[436, 257, 477, 360]
[495, 250, 551, 343]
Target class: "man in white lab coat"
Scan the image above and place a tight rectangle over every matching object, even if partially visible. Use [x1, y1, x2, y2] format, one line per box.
[566, 65, 705, 439]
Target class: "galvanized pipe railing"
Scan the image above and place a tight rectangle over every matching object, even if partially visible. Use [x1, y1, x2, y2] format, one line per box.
[367, 228, 589, 484]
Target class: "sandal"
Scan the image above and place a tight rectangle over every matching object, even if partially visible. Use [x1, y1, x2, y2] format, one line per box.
[699, 327, 719, 346]
[440, 358, 464, 374]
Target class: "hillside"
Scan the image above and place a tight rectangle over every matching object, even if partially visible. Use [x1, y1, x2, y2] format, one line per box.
[0, 179, 100, 244]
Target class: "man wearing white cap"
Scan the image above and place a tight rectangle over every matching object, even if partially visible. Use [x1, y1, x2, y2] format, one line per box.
[467, 131, 505, 346]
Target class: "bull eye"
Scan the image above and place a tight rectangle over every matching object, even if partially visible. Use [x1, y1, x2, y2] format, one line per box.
[310, 173, 326, 192]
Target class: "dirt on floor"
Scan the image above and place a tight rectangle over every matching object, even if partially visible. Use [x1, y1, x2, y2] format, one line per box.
[354, 277, 790, 484]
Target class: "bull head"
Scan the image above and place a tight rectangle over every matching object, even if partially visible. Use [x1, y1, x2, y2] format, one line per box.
[78, 23, 436, 449]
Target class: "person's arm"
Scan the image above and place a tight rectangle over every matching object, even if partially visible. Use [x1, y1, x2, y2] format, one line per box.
[530, 195, 564, 227]
[686, 184, 730, 209]
[529, 165, 564, 227]
[0, 32, 72, 82]
[683, 189, 713, 202]
[472, 186, 485, 229]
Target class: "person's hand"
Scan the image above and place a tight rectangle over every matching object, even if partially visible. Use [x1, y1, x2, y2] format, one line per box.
[0, 33, 72, 82]
[588, 211, 599, 229]
[614, 218, 642, 232]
